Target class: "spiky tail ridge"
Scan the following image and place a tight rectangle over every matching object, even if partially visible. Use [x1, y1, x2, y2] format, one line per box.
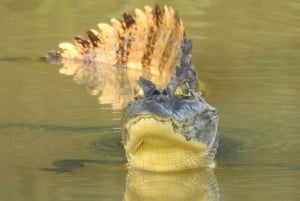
[48, 5, 185, 76]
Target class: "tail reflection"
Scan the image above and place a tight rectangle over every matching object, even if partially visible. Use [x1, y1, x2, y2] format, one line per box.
[57, 62, 173, 110]
[124, 168, 219, 201]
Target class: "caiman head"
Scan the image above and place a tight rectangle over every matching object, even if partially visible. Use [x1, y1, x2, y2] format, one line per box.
[123, 39, 218, 171]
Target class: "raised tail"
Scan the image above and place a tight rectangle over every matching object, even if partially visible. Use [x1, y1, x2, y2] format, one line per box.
[47, 5, 185, 76]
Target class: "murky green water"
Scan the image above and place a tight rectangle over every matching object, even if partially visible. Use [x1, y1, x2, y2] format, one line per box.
[0, 0, 299, 200]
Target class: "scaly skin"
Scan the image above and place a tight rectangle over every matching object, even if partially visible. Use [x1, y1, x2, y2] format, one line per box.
[48, 5, 218, 171]
[123, 39, 218, 171]
[47, 5, 184, 77]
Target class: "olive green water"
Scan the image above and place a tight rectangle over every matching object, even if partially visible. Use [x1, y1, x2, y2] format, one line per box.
[0, 0, 299, 200]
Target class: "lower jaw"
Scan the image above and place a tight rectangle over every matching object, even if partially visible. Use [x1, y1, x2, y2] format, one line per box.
[124, 117, 212, 171]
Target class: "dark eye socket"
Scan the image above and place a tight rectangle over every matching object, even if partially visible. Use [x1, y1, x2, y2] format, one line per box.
[174, 81, 192, 98]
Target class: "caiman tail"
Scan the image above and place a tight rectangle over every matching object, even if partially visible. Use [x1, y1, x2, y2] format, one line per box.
[48, 5, 184, 76]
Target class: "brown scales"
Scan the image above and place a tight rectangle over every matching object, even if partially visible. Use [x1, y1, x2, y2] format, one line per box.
[86, 30, 102, 47]
[116, 13, 136, 66]
[48, 5, 185, 76]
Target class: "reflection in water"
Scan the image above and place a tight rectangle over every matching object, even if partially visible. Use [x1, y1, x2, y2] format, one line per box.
[57, 61, 173, 110]
[39, 160, 219, 201]
[124, 168, 219, 201]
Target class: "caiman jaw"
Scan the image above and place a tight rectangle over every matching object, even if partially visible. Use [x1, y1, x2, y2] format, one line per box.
[124, 116, 211, 171]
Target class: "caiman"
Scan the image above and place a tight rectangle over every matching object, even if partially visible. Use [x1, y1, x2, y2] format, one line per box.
[47, 5, 219, 171]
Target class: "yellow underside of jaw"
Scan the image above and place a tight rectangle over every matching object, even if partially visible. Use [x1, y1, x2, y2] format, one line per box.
[124, 117, 211, 171]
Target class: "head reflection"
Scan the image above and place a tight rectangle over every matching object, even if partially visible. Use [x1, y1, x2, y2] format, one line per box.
[124, 168, 219, 201]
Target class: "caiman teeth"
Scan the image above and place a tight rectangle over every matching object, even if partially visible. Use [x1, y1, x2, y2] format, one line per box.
[123, 115, 195, 150]
[124, 116, 206, 153]
[125, 115, 191, 131]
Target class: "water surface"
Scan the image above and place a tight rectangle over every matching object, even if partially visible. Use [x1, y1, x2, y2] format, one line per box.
[0, 0, 299, 200]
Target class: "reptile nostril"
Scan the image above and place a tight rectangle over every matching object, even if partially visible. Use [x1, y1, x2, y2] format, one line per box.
[152, 90, 160, 96]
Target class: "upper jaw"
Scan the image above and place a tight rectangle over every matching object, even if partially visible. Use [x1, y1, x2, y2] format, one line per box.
[125, 98, 173, 120]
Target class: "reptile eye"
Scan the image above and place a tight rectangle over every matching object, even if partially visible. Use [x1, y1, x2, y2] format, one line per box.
[134, 84, 144, 100]
[174, 81, 192, 98]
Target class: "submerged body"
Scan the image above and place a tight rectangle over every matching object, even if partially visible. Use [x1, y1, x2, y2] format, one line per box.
[48, 5, 219, 171]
